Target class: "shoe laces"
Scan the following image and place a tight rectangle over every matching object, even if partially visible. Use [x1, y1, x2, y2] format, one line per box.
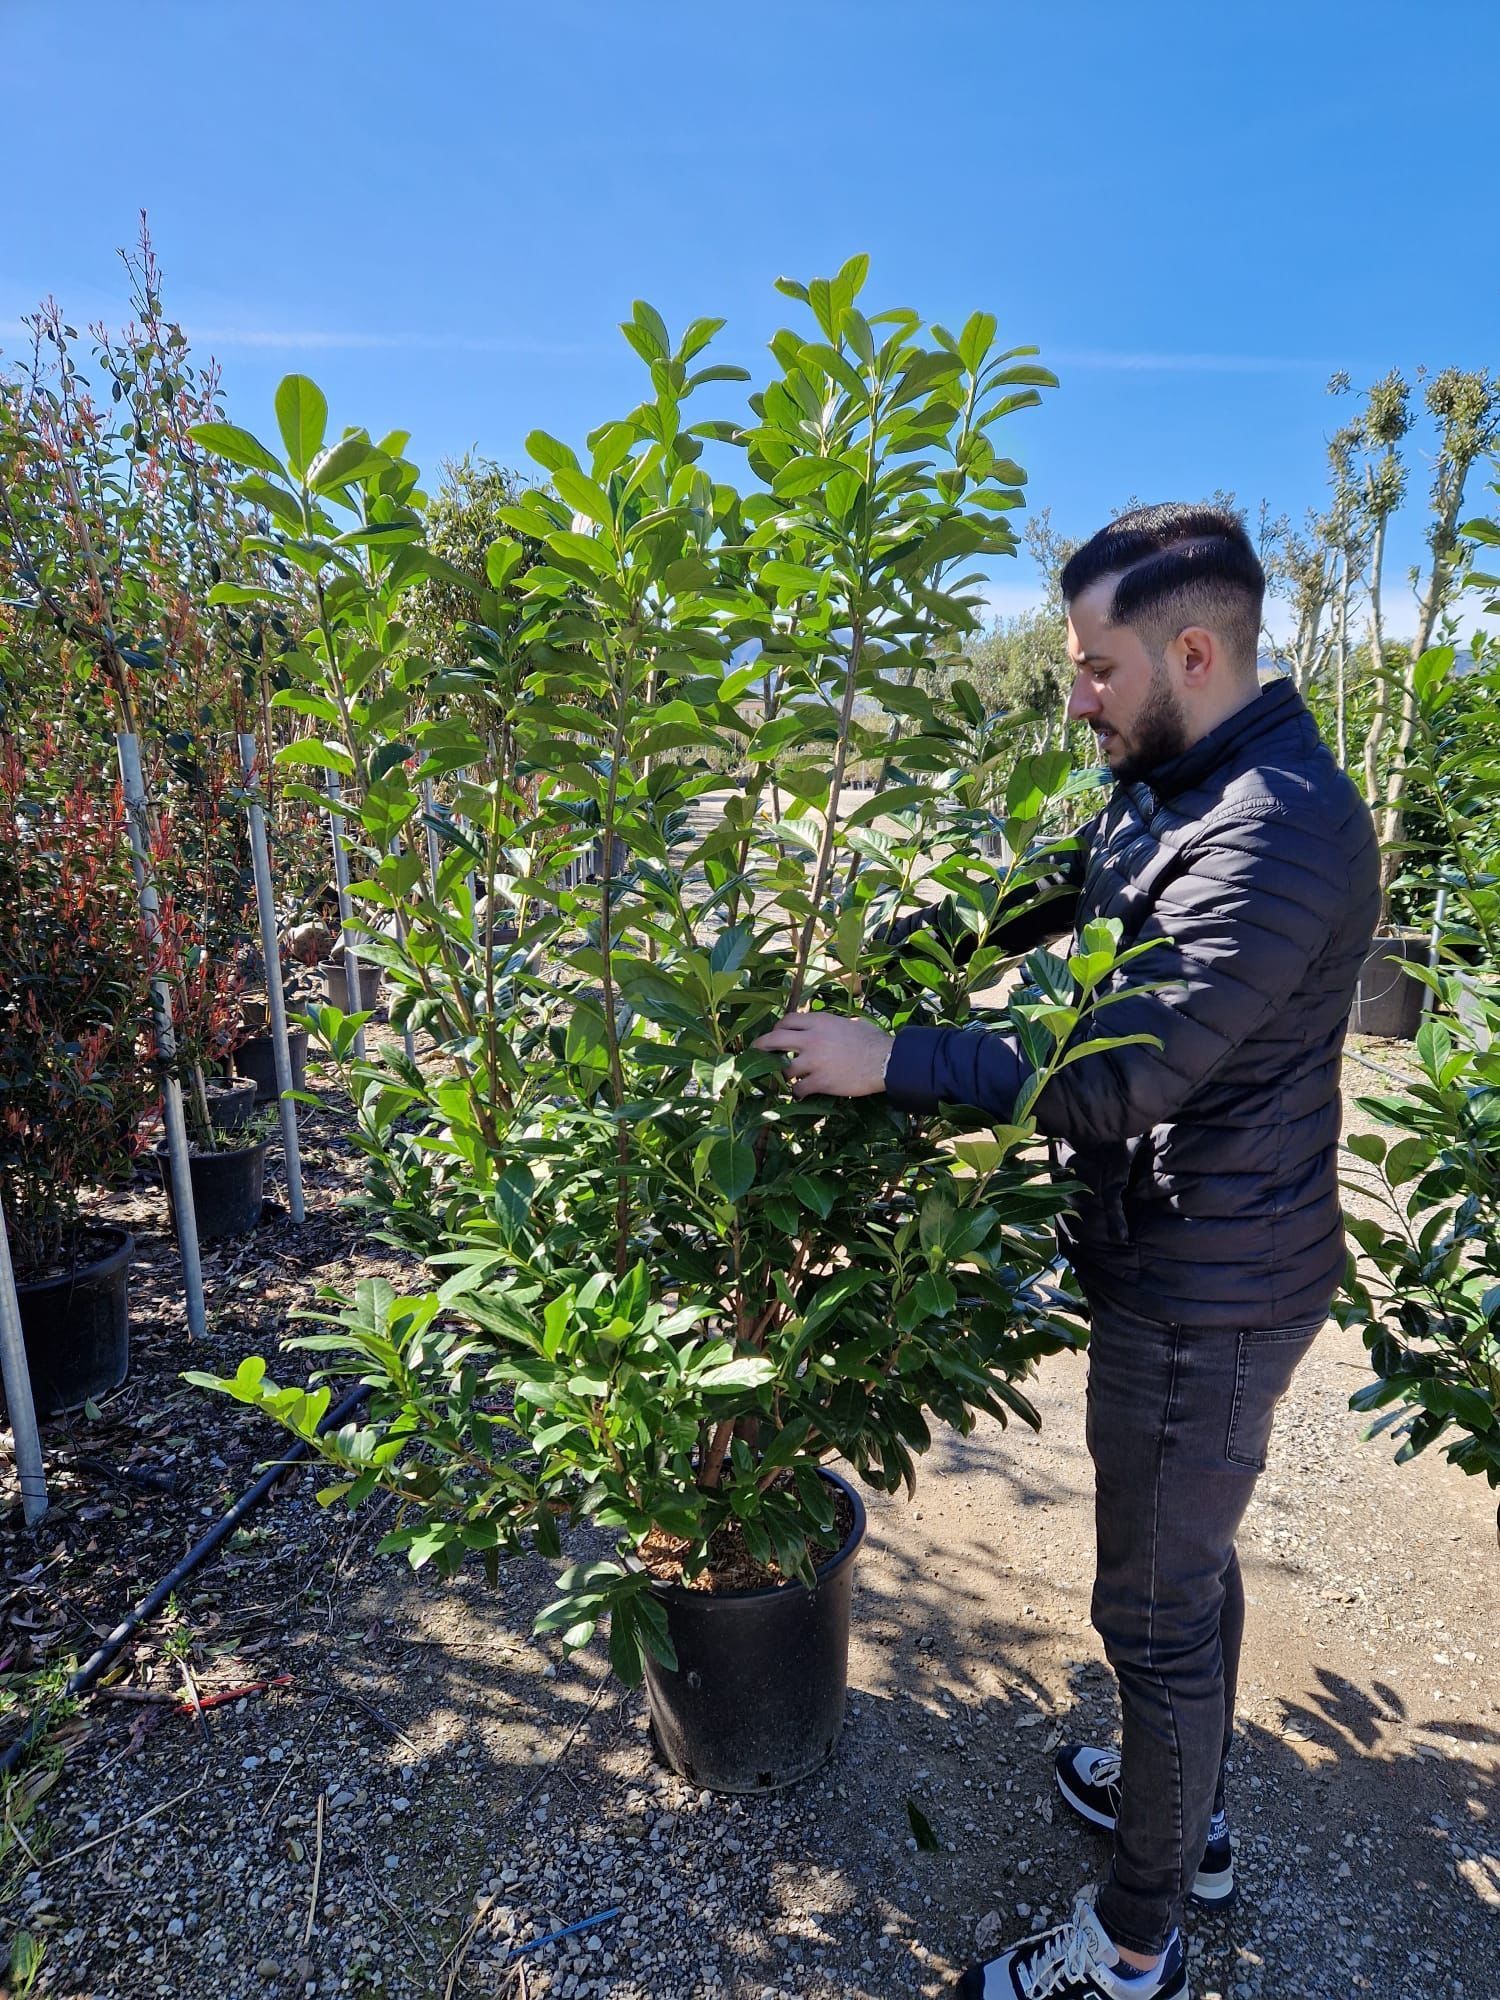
[1089, 1749, 1122, 1788]
[1017, 1895, 1114, 1998]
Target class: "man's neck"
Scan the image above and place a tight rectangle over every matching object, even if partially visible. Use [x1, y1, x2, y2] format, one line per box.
[1180, 673, 1263, 752]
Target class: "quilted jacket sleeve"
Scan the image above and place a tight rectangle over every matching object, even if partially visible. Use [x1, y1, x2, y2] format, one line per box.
[884, 803, 1359, 1139]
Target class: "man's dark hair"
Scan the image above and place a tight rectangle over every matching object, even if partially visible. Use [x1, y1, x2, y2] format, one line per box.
[1059, 502, 1265, 673]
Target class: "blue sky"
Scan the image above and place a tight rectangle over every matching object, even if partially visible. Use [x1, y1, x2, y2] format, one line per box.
[5, 0, 1497, 634]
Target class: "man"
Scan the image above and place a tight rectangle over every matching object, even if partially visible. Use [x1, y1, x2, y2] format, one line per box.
[755, 504, 1379, 2000]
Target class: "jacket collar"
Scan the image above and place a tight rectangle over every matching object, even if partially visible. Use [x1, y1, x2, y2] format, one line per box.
[1123, 676, 1304, 813]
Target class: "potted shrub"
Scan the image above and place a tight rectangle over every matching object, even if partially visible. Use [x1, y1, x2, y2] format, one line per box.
[189, 269, 1141, 1785]
[0, 738, 152, 1415]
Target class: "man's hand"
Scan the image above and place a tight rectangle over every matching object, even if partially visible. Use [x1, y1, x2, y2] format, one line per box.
[753, 1011, 895, 1100]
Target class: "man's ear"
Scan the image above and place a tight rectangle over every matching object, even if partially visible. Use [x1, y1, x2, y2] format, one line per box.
[1169, 625, 1217, 688]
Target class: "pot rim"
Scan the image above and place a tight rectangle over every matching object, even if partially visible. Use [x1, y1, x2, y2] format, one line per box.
[635, 1464, 868, 1608]
[151, 1135, 273, 1165]
[238, 1025, 310, 1046]
[15, 1224, 136, 1295]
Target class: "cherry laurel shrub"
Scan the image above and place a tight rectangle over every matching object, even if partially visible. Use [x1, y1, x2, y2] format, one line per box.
[188, 263, 1151, 1680]
[1338, 617, 1500, 1534]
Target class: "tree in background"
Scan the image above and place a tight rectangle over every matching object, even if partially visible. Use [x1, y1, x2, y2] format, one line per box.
[1376, 369, 1500, 902]
[951, 509, 1079, 743]
[404, 451, 531, 667]
[1357, 370, 1413, 812]
[1260, 389, 1365, 771]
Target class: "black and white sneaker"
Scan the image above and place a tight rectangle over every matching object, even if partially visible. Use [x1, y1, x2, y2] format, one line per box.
[1054, 1745, 1123, 1831]
[953, 1893, 1189, 1998]
[1054, 1746, 1236, 1909]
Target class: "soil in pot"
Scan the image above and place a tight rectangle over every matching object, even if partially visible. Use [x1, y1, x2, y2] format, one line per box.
[320, 958, 384, 1011]
[234, 1027, 309, 1104]
[155, 1133, 271, 1241]
[638, 1469, 866, 1794]
[204, 1074, 259, 1136]
[10, 1225, 134, 1419]
[1350, 931, 1427, 1040]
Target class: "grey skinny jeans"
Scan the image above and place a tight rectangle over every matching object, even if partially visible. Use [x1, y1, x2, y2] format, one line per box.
[1084, 1294, 1322, 1955]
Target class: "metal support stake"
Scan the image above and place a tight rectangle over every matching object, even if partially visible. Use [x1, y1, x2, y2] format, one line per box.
[0, 1197, 48, 1525]
[237, 734, 305, 1223]
[115, 734, 206, 1340]
[1422, 885, 1450, 1018]
[420, 778, 442, 893]
[325, 772, 367, 1063]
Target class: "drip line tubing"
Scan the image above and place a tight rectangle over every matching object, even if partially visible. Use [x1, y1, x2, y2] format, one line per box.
[0, 1381, 371, 1778]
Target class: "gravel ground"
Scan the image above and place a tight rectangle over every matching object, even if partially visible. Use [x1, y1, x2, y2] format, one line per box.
[2, 1034, 1497, 2000]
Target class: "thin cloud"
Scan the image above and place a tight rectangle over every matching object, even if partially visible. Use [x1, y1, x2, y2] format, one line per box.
[191, 326, 602, 358]
[0, 317, 598, 358]
[1051, 349, 1329, 375]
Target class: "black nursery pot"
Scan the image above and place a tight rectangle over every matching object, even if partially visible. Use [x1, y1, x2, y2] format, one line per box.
[641, 1468, 867, 1794]
[1350, 931, 1427, 1040]
[205, 1075, 259, 1135]
[234, 1028, 309, 1105]
[156, 1135, 270, 1241]
[320, 958, 384, 1011]
[11, 1226, 134, 1418]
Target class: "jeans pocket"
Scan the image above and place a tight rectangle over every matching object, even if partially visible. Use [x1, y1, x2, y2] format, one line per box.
[1226, 1324, 1321, 1470]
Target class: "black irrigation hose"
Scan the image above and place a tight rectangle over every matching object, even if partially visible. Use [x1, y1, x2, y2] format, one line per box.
[0, 1381, 372, 1778]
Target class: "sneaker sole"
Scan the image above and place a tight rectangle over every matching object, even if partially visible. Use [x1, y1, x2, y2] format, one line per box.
[1054, 1763, 1117, 1831]
[1054, 1768, 1237, 1910]
[1188, 1863, 1237, 1911]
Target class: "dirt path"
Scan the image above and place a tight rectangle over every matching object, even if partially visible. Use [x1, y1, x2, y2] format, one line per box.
[3, 1043, 1497, 2000]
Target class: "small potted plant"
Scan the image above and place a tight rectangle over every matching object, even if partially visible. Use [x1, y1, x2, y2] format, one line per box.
[0, 739, 152, 1414]
[190, 272, 1136, 1787]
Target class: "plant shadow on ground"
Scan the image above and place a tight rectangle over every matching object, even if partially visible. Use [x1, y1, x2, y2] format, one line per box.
[7, 1248, 1499, 2000]
[6, 1436, 1499, 2000]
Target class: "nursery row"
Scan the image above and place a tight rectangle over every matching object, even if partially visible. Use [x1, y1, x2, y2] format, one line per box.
[2, 261, 1497, 1807]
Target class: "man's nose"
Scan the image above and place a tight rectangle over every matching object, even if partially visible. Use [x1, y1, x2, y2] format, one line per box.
[1066, 670, 1099, 724]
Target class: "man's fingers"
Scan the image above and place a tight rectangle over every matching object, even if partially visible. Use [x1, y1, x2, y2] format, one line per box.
[753, 1013, 818, 1049]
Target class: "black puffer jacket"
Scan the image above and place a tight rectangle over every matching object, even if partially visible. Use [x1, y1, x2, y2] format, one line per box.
[885, 680, 1380, 1327]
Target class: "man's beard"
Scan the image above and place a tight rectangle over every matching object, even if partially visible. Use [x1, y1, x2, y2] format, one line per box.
[1110, 665, 1189, 784]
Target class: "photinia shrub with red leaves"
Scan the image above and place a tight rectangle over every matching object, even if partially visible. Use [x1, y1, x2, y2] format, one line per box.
[0, 732, 154, 1277]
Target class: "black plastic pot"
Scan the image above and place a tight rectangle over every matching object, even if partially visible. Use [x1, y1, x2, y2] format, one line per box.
[320, 958, 383, 1011]
[156, 1135, 270, 1241]
[641, 1468, 866, 1794]
[11, 1227, 133, 1418]
[234, 1028, 309, 1105]
[1350, 931, 1427, 1040]
[204, 1075, 259, 1135]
